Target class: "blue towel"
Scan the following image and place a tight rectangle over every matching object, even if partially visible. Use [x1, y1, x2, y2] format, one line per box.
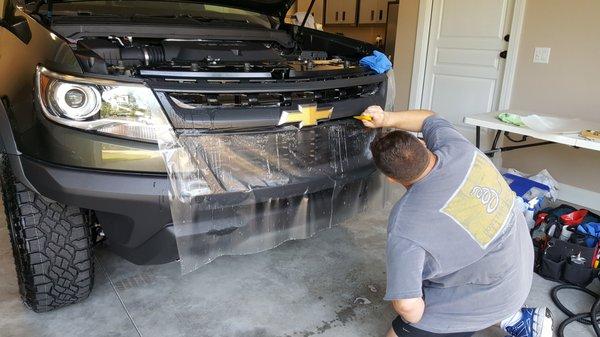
[359, 51, 392, 74]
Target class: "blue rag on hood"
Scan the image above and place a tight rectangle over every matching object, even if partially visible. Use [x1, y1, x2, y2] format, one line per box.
[577, 222, 600, 248]
[359, 51, 392, 74]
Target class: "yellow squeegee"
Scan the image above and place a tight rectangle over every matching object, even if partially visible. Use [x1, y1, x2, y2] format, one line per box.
[353, 115, 373, 122]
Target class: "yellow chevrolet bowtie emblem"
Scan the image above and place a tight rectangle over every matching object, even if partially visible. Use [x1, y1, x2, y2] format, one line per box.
[278, 104, 334, 128]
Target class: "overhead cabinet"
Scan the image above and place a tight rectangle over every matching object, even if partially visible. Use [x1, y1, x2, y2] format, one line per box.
[297, 0, 325, 24]
[358, 0, 389, 24]
[319, 0, 391, 26]
[324, 0, 358, 25]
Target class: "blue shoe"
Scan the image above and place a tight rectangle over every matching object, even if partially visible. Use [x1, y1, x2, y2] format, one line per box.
[505, 307, 554, 337]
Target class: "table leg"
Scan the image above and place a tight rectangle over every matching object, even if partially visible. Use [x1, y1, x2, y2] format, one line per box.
[491, 130, 502, 151]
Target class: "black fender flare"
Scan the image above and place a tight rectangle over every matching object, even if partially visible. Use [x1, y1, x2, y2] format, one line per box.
[0, 97, 19, 155]
[0, 98, 38, 193]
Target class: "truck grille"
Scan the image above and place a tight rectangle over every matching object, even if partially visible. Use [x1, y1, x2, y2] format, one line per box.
[168, 83, 380, 109]
[153, 75, 388, 130]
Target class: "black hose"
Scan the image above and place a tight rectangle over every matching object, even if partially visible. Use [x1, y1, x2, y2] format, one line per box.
[592, 296, 600, 336]
[551, 283, 600, 336]
[120, 46, 165, 65]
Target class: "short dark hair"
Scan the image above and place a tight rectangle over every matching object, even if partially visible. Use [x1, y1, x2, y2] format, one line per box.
[370, 131, 429, 183]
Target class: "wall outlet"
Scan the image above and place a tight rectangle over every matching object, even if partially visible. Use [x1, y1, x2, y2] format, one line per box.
[533, 47, 551, 64]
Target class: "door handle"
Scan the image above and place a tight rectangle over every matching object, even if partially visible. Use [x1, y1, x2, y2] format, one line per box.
[342, 11, 346, 21]
[499, 50, 508, 59]
[504, 34, 510, 42]
[335, 11, 339, 21]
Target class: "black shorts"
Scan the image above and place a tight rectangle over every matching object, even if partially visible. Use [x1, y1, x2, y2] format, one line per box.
[392, 317, 476, 337]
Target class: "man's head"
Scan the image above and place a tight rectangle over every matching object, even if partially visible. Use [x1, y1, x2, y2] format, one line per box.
[370, 131, 432, 186]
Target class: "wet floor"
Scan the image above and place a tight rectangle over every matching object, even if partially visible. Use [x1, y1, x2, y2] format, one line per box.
[0, 204, 596, 337]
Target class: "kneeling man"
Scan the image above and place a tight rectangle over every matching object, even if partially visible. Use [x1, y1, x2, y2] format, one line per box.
[361, 107, 553, 337]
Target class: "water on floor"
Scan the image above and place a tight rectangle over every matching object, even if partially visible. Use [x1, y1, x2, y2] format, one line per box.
[0, 206, 597, 337]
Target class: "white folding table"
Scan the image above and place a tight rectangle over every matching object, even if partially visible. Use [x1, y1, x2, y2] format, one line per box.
[463, 111, 600, 155]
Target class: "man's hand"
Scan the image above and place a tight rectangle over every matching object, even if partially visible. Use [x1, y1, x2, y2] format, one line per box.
[360, 105, 389, 128]
[391, 298, 425, 324]
[359, 106, 435, 132]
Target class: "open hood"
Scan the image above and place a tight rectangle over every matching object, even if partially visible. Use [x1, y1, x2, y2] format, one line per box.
[197, 0, 296, 17]
[42, 0, 297, 18]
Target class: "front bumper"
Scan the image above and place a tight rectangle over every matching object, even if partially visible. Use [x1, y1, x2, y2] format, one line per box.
[17, 155, 175, 264]
[16, 153, 382, 265]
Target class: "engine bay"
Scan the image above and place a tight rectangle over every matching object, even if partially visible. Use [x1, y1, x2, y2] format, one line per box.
[73, 36, 365, 80]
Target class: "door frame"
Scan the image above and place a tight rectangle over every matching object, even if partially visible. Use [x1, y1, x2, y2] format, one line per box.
[407, 0, 527, 111]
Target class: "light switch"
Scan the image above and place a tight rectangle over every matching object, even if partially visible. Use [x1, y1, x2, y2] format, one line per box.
[533, 47, 551, 64]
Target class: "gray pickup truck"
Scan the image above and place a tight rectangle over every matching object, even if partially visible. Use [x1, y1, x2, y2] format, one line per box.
[0, 0, 391, 312]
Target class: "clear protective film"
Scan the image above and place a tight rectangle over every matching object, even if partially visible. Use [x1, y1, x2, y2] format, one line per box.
[384, 68, 396, 111]
[153, 70, 396, 274]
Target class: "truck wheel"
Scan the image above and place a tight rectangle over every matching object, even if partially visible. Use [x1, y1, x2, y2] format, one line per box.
[1, 157, 94, 312]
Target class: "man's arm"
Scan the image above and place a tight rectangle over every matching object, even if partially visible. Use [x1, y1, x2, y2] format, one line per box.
[385, 236, 433, 325]
[360, 106, 434, 132]
[391, 298, 426, 324]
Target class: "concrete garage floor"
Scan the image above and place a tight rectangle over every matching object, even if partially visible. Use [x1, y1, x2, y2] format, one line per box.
[0, 207, 598, 337]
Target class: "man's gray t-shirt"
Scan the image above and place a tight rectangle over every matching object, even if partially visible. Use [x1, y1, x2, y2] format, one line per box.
[385, 116, 533, 333]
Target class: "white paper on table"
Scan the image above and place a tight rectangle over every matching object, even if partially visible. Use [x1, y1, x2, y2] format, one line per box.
[520, 114, 600, 134]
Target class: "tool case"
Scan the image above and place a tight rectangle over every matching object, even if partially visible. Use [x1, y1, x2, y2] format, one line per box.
[533, 205, 600, 287]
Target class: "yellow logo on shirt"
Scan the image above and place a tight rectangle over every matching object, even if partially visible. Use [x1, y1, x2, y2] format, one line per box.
[440, 152, 515, 248]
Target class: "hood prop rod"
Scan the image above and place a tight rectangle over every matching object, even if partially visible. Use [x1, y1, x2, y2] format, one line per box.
[300, 0, 316, 28]
[46, 0, 53, 23]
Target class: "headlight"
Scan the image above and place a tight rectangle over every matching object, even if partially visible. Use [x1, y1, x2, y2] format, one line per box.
[48, 82, 101, 120]
[36, 66, 170, 142]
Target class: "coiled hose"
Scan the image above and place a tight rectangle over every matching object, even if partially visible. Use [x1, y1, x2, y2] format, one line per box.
[551, 282, 600, 336]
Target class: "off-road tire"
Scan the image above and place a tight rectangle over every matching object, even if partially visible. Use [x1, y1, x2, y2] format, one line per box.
[0, 156, 94, 312]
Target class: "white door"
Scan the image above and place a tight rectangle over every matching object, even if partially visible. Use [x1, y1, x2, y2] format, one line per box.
[421, 0, 515, 134]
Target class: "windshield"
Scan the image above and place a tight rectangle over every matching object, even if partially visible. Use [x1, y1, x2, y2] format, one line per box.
[29, 1, 274, 28]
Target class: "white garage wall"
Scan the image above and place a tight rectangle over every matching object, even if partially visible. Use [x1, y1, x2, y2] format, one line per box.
[502, 0, 600, 195]
[392, 0, 421, 110]
[393, 0, 600, 202]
